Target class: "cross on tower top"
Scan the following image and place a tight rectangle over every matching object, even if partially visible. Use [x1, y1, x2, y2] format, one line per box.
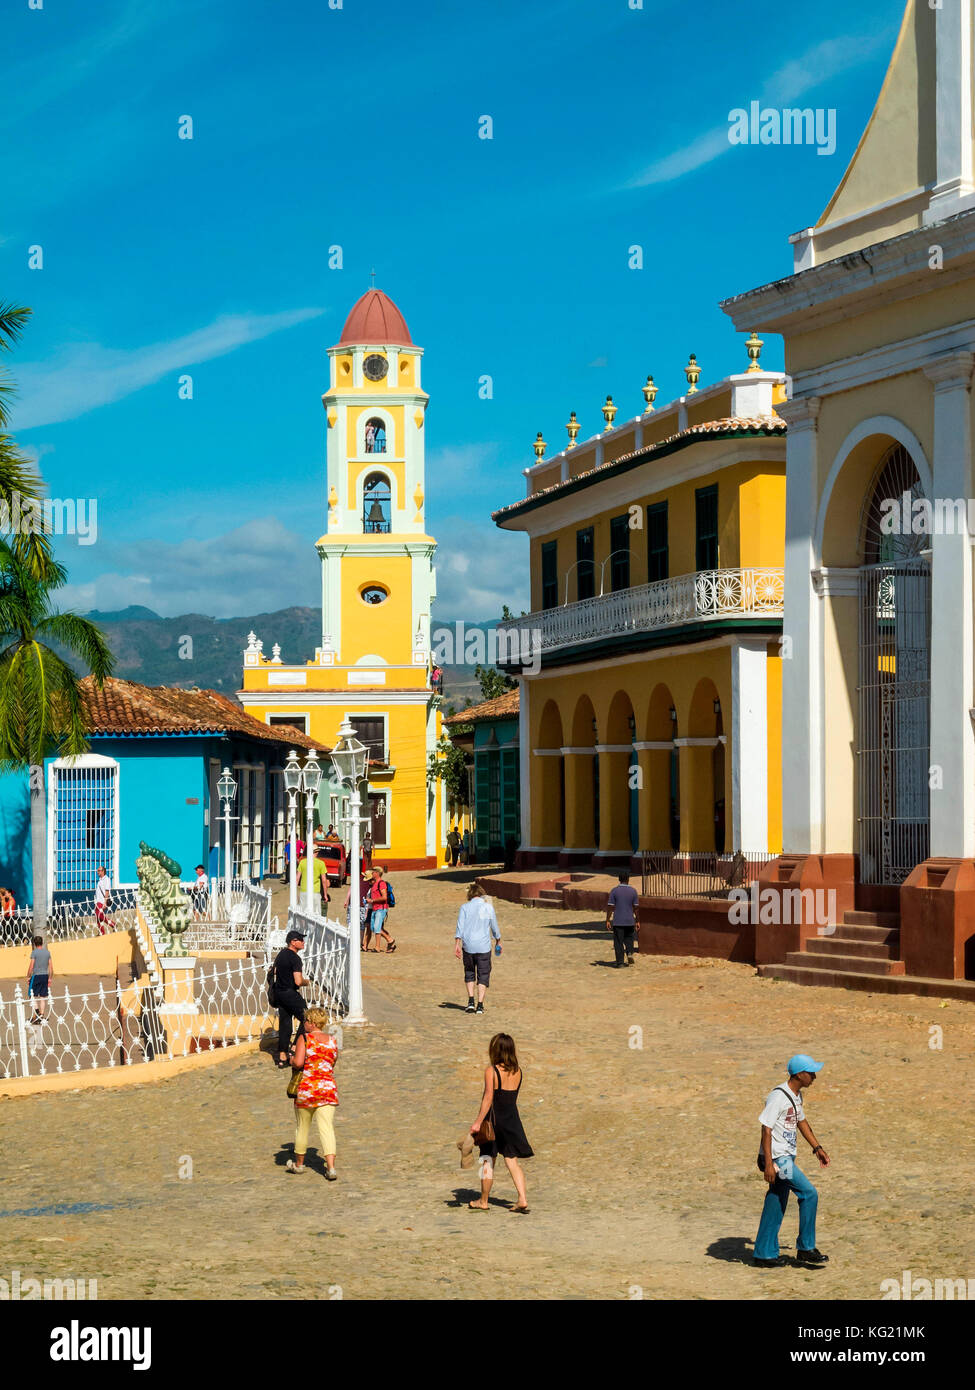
[370, 268, 376, 289]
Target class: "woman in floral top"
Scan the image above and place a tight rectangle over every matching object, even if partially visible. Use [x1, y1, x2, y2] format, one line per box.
[285, 1006, 339, 1180]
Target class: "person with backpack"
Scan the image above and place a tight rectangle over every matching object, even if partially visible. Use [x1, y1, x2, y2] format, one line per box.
[364, 866, 396, 953]
[272, 929, 312, 1068]
[753, 1054, 831, 1268]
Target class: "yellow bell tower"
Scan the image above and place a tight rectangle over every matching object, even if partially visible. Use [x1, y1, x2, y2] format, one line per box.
[239, 288, 444, 869]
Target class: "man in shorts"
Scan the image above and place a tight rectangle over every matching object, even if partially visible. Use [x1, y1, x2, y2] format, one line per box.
[27, 935, 53, 1024]
[454, 882, 501, 1015]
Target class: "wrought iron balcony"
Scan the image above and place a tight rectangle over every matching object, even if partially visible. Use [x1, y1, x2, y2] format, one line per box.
[499, 567, 784, 660]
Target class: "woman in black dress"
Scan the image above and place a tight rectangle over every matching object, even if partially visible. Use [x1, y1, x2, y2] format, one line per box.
[468, 1033, 533, 1213]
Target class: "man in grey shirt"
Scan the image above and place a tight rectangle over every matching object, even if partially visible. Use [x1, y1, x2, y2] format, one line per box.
[605, 873, 640, 968]
[28, 935, 53, 1022]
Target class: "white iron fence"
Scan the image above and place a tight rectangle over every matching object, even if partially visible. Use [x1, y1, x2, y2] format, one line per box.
[0, 889, 141, 947]
[284, 905, 351, 1019]
[0, 955, 291, 1080]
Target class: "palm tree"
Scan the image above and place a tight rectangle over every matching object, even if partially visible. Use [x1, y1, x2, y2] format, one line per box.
[0, 541, 114, 922]
[0, 301, 63, 581]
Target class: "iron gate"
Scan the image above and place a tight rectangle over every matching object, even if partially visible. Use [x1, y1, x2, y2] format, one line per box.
[857, 561, 930, 885]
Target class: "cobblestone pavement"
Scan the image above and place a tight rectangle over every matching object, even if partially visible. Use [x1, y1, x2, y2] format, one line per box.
[1, 866, 973, 1301]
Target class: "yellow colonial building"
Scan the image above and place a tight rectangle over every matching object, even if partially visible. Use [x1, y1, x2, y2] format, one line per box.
[493, 358, 788, 870]
[239, 289, 444, 869]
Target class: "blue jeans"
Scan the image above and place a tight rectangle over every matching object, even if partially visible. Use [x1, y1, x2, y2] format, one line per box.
[754, 1154, 818, 1259]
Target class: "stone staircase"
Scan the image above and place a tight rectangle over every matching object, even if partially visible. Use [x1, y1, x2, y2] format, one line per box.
[759, 910, 905, 989]
[532, 874, 593, 908]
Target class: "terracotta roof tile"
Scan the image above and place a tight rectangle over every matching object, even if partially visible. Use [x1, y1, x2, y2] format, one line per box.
[444, 689, 520, 725]
[80, 677, 319, 751]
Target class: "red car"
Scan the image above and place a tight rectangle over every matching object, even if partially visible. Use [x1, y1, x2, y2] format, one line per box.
[319, 842, 348, 885]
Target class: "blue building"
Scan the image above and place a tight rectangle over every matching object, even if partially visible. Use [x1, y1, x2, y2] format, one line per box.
[0, 678, 328, 907]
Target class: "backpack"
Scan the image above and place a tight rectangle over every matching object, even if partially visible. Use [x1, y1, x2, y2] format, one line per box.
[385, 881, 395, 908]
[266, 961, 278, 1008]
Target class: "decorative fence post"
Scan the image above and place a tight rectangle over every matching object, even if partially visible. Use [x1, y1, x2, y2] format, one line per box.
[13, 983, 29, 1079]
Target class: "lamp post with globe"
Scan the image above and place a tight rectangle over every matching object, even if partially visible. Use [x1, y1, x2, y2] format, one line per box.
[329, 719, 368, 1024]
[283, 749, 302, 911]
[301, 750, 322, 917]
[216, 766, 238, 917]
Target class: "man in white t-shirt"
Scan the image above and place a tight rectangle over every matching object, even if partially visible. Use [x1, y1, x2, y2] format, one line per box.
[753, 1053, 830, 1268]
[94, 866, 115, 935]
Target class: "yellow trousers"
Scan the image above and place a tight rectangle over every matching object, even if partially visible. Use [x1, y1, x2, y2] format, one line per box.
[294, 1103, 337, 1157]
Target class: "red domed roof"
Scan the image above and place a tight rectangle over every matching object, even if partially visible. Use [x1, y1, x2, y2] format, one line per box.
[336, 289, 412, 347]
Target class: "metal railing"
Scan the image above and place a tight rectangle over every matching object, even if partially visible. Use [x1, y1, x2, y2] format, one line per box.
[0, 889, 141, 947]
[639, 850, 775, 900]
[285, 905, 351, 1020]
[0, 957, 278, 1080]
[498, 567, 784, 659]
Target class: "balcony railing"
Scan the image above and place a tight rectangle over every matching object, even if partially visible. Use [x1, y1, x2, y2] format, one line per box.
[498, 567, 784, 659]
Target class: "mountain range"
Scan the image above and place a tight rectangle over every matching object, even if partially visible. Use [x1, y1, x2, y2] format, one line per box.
[79, 605, 490, 709]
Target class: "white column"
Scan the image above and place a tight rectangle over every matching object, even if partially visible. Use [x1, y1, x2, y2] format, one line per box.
[925, 0, 975, 223]
[776, 395, 822, 854]
[518, 676, 530, 849]
[731, 641, 768, 853]
[924, 352, 975, 857]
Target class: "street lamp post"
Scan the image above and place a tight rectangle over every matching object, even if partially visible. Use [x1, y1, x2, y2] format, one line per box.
[216, 766, 238, 917]
[301, 750, 322, 917]
[283, 749, 302, 911]
[329, 718, 368, 1025]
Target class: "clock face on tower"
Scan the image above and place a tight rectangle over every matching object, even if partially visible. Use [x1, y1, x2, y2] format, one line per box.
[363, 354, 388, 381]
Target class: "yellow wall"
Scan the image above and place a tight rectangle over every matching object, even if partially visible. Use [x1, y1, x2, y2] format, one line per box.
[529, 457, 785, 609]
[339, 554, 415, 666]
[527, 645, 779, 853]
[0, 929, 136, 981]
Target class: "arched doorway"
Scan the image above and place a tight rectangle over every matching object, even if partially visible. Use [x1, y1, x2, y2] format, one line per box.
[857, 445, 931, 884]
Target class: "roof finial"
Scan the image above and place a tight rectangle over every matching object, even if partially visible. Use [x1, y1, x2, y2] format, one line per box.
[370, 267, 377, 289]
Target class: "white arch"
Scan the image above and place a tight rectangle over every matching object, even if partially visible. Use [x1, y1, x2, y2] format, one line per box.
[356, 407, 396, 459]
[814, 415, 933, 562]
[356, 465, 398, 521]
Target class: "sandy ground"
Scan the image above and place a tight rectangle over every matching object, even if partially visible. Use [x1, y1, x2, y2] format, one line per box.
[1, 866, 972, 1301]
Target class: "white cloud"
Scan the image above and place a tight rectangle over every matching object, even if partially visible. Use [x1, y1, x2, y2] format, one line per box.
[432, 513, 529, 620]
[59, 517, 321, 619]
[13, 308, 324, 431]
[624, 28, 894, 189]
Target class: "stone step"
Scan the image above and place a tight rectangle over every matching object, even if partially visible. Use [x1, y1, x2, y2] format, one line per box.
[843, 910, 901, 929]
[535, 889, 565, 903]
[804, 936, 897, 961]
[784, 951, 906, 977]
[758, 963, 975, 1002]
[831, 922, 900, 945]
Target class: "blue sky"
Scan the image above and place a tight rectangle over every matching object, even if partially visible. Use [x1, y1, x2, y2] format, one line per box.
[4, 0, 901, 624]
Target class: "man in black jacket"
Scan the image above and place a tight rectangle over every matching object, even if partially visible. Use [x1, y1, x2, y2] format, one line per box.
[274, 929, 311, 1066]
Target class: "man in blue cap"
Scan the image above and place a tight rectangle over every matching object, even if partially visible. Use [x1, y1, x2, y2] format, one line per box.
[753, 1054, 830, 1268]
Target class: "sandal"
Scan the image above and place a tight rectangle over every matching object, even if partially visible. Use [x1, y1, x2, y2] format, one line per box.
[276, 1057, 288, 1068]
[386, 940, 397, 953]
[468, 1201, 489, 1211]
[510, 1204, 530, 1214]
[325, 1168, 338, 1182]
[285, 1160, 307, 1174]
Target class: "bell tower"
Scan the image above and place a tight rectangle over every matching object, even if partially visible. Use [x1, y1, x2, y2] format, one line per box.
[319, 288, 436, 665]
